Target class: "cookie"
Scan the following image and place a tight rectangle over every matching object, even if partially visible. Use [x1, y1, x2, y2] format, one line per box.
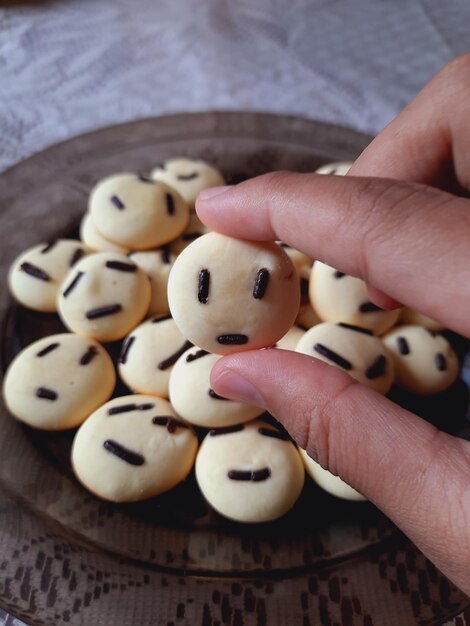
[151, 158, 225, 209]
[277, 242, 312, 273]
[89, 173, 189, 250]
[315, 161, 352, 176]
[296, 304, 322, 330]
[8, 239, 90, 312]
[80, 213, 130, 255]
[299, 449, 366, 502]
[296, 322, 394, 394]
[171, 213, 209, 256]
[57, 252, 151, 342]
[275, 325, 306, 351]
[3, 333, 115, 430]
[118, 315, 191, 398]
[309, 261, 401, 335]
[168, 233, 300, 355]
[168, 345, 263, 428]
[400, 307, 444, 332]
[72, 395, 198, 502]
[129, 247, 176, 316]
[383, 325, 459, 395]
[195, 420, 305, 523]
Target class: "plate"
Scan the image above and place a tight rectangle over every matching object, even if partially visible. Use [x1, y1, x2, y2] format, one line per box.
[0, 112, 469, 626]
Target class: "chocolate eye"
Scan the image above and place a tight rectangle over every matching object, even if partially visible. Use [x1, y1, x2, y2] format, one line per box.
[110, 195, 125, 209]
[165, 193, 175, 215]
[258, 427, 289, 441]
[198, 269, 210, 303]
[253, 268, 270, 299]
[209, 424, 245, 436]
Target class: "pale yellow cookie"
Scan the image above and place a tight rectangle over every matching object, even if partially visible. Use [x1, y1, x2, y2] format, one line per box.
[399, 308, 444, 332]
[315, 161, 353, 176]
[300, 449, 366, 501]
[79, 213, 130, 254]
[128, 247, 176, 316]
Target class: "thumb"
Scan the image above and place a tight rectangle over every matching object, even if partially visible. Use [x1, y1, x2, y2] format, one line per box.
[211, 348, 470, 594]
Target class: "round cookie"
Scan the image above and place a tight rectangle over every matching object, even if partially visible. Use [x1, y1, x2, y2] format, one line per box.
[8, 239, 90, 312]
[151, 158, 225, 209]
[277, 243, 312, 273]
[72, 395, 198, 502]
[400, 307, 444, 332]
[171, 213, 209, 256]
[129, 247, 177, 316]
[168, 233, 300, 355]
[309, 261, 401, 335]
[118, 315, 191, 398]
[168, 345, 263, 428]
[57, 252, 151, 342]
[80, 213, 130, 255]
[275, 325, 306, 351]
[195, 420, 305, 523]
[299, 449, 366, 502]
[383, 325, 459, 395]
[3, 333, 115, 430]
[315, 161, 352, 176]
[296, 322, 395, 394]
[89, 172, 189, 249]
[296, 304, 322, 330]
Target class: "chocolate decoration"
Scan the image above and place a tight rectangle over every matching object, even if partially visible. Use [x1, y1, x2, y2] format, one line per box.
[36, 342, 60, 357]
[435, 353, 447, 372]
[107, 402, 155, 415]
[41, 241, 57, 254]
[208, 389, 230, 401]
[119, 336, 135, 364]
[177, 172, 199, 181]
[186, 349, 209, 362]
[300, 277, 309, 301]
[137, 173, 153, 183]
[161, 244, 172, 264]
[62, 271, 84, 297]
[158, 340, 193, 370]
[253, 268, 270, 299]
[258, 427, 289, 441]
[397, 336, 410, 355]
[36, 387, 58, 401]
[228, 468, 271, 482]
[103, 440, 144, 466]
[209, 424, 245, 436]
[165, 193, 175, 216]
[152, 416, 188, 433]
[152, 314, 172, 324]
[105, 260, 137, 273]
[337, 322, 373, 336]
[80, 346, 99, 366]
[110, 195, 125, 210]
[217, 334, 249, 345]
[359, 302, 382, 313]
[182, 232, 202, 241]
[314, 343, 352, 370]
[426, 328, 437, 337]
[365, 355, 386, 379]
[198, 269, 210, 303]
[70, 247, 85, 267]
[279, 242, 289, 248]
[20, 262, 51, 282]
[333, 270, 345, 279]
[85, 304, 122, 319]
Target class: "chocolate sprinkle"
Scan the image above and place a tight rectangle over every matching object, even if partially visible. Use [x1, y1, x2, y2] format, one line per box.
[110, 195, 125, 210]
[36, 342, 60, 357]
[108, 402, 155, 415]
[253, 268, 270, 299]
[186, 349, 209, 362]
[103, 440, 144, 466]
[85, 304, 122, 319]
[314, 343, 352, 370]
[217, 334, 248, 345]
[258, 427, 289, 441]
[333, 270, 345, 279]
[337, 322, 373, 336]
[105, 260, 137, 273]
[119, 336, 135, 364]
[152, 313, 172, 323]
[36, 387, 58, 401]
[158, 340, 193, 370]
[359, 301, 383, 313]
[397, 337, 410, 355]
[228, 468, 271, 482]
[161, 244, 172, 264]
[62, 271, 84, 297]
[198, 269, 210, 303]
[70, 247, 85, 267]
[152, 416, 188, 433]
[41, 241, 57, 254]
[435, 353, 447, 372]
[365, 355, 387, 379]
[80, 345, 99, 366]
[165, 193, 175, 216]
[177, 172, 199, 181]
[20, 262, 51, 282]
[208, 389, 230, 401]
[209, 424, 245, 436]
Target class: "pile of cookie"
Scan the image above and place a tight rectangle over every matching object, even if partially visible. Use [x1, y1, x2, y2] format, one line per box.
[2, 159, 461, 523]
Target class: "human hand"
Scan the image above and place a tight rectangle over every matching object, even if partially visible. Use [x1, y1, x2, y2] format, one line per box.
[196, 55, 470, 594]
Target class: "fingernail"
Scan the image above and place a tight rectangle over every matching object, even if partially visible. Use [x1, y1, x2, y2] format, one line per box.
[211, 368, 264, 407]
[198, 185, 233, 201]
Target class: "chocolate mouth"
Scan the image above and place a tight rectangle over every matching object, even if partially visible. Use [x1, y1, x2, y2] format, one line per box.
[217, 334, 248, 345]
[227, 468, 271, 482]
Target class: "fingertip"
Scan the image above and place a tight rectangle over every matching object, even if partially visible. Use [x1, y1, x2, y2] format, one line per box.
[210, 355, 265, 407]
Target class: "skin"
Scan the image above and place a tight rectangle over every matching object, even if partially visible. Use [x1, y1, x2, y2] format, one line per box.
[195, 54, 470, 595]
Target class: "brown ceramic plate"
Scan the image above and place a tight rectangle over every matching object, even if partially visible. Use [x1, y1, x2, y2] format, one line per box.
[0, 112, 469, 626]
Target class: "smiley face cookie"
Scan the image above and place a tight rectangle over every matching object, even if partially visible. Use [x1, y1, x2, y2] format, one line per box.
[89, 173, 189, 249]
[299, 449, 366, 502]
[309, 261, 401, 335]
[315, 161, 353, 176]
[57, 252, 151, 342]
[80, 213, 130, 255]
[128, 247, 176, 316]
[168, 233, 300, 355]
[118, 316, 192, 398]
[383, 325, 459, 395]
[8, 239, 90, 312]
[3, 333, 115, 430]
[168, 345, 263, 428]
[195, 420, 305, 522]
[296, 322, 395, 394]
[72, 395, 198, 502]
[151, 158, 225, 209]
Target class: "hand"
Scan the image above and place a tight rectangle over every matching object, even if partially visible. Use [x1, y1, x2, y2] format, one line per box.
[196, 54, 470, 594]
